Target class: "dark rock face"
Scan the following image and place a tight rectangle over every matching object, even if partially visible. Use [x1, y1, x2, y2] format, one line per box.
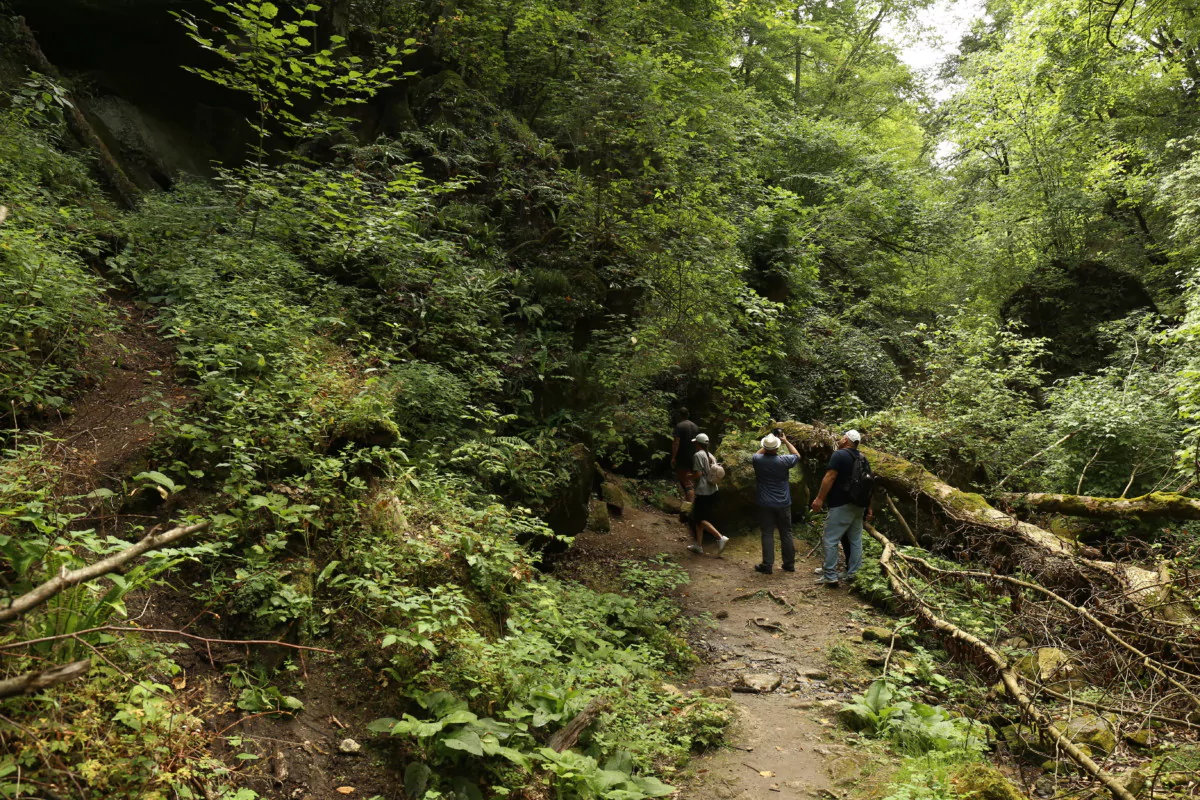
[541, 444, 595, 539]
[1003, 260, 1157, 378]
[13, 0, 247, 179]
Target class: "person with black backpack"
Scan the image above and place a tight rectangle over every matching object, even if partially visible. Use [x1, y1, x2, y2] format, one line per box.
[810, 430, 874, 588]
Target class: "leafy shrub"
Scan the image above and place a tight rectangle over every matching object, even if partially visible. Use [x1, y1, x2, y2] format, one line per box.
[840, 680, 989, 756]
[0, 112, 114, 428]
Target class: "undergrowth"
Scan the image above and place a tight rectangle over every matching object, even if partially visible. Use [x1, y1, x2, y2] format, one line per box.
[0, 103, 730, 799]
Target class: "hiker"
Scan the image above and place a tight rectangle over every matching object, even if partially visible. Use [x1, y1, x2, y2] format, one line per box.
[670, 407, 699, 505]
[751, 431, 801, 574]
[811, 429, 874, 588]
[686, 433, 729, 555]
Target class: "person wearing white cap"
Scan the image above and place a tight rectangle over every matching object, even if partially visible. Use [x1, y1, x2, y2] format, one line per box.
[811, 430, 874, 587]
[751, 430, 801, 574]
[685, 433, 729, 555]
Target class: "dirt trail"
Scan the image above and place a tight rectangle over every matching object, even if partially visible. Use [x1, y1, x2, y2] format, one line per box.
[39, 293, 192, 502]
[567, 505, 883, 799]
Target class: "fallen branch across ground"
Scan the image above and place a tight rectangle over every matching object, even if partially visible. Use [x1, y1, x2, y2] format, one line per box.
[865, 523, 1138, 800]
[890, 548, 1200, 713]
[0, 521, 210, 624]
[0, 659, 91, 700]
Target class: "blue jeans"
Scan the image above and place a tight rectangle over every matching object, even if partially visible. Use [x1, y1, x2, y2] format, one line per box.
[823, 504, 864, 582]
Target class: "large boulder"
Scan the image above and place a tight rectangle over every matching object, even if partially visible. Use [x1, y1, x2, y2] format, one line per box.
[713, 425, 811, 530]
[541, 445, 595, 538]
[1061, 713, 1118, 755]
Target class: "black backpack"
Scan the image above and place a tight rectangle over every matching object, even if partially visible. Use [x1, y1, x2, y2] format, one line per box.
[845, 450, 875, 508]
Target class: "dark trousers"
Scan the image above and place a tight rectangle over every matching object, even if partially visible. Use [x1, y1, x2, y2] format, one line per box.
[758, 506, 794, 568]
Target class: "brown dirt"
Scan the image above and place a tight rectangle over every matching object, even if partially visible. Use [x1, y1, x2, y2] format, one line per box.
[562, 505, 895, 799]
[38, 292, 193, 500]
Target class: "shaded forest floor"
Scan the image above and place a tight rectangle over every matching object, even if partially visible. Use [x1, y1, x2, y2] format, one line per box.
[557, 506, 901, 799]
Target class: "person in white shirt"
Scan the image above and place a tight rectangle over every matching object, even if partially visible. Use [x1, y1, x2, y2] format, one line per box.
[686, 433, 729, 555]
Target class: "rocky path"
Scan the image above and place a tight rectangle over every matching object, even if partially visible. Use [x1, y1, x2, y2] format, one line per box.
[565, 505, 893, 799]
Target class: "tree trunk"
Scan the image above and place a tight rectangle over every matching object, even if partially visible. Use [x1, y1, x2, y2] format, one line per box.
[997, 491, 1200, 521]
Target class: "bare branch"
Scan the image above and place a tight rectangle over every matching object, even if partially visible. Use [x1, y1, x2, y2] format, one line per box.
[866, 524, 1138, 800]
[0, 624, 334, 654]
[0, 521, 210, 624]
[0, 659, 91, 699]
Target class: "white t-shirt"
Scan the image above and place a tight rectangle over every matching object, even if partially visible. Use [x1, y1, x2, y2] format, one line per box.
[693, 450, 718, 496]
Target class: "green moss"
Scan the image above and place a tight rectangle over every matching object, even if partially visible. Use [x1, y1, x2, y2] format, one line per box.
[952, 763, 1025, 800]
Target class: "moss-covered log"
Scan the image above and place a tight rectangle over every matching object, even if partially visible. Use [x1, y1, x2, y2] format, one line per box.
[774, 422, 1161, 606]
[997, 491, 1200, 521]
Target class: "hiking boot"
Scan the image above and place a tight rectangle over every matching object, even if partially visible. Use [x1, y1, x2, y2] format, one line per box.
[815, 576, 839, 587]
[754, 563, 773, 575]
[716, 536, 730, 554]
[687, 544, 704, 555]
[781, 564, 795, 572]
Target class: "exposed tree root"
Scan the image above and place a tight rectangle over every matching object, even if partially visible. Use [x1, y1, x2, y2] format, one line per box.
[866, 523, 1138, 800]
[997, 491, 1200, 521]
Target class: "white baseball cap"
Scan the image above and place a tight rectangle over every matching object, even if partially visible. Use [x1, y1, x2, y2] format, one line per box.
[844, 429, 862, 443]
[693, 433, 710, 444]
[761, 434, 781, 450]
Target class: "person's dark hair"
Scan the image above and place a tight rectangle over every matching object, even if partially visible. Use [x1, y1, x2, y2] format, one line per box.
[678, 406, 690, 420]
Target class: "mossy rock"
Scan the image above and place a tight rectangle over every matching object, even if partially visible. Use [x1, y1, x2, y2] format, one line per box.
[1000, 723, 1055, 760]
[1014, 647, 1086, 689]
[952, 763, 1025, 800]
[1124, 728, 1152, 748]
[601, 474, 635, 513]
[713, 427, 810, 530]
[588, 498, 611, 533]
[1061, 713, 1117, 755]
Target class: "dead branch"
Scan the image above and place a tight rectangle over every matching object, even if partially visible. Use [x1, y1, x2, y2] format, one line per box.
[548, 697, 610, 752]
[0, 659, 91, 699]
[0, 521, 210, 624]
[0, 624, 335, 654]
[1033, 683, 1197, 728]
[883, 491, 919, 546]
[892, 549, 1200, 711]
[998, 491, 1200, 521]
[866, 523, 1137, 800]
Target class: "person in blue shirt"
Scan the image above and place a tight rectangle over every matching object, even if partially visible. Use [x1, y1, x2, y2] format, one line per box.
[751, 432, 801, 574]
[811, 430, 873, 588]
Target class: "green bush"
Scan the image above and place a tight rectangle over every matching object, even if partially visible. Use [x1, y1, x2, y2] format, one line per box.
[0, 112, 114, 428]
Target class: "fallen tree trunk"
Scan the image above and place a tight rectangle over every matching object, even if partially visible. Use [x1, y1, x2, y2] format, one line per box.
[776, 422, 1161, 606]
[997, 491, 1200, 521]
[867, 524, 1138, 800]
